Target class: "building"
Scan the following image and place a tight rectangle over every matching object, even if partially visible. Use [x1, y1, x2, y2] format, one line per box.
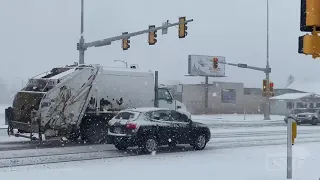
[167, 81, 301, 114]
[270, 93, 320, 115]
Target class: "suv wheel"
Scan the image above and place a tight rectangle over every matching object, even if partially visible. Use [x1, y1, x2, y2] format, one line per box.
[141, 136, 158, 154]
[191, 134, 207, 150]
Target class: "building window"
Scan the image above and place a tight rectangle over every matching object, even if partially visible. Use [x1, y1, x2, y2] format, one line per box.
[316, 103, 320, 108]
[221, 89, 236, 103]
[310, 103, 314, 108]
[287, 102, 294, 109]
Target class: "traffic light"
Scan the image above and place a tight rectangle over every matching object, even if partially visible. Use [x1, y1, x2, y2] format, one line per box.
[178, 17, 187, 38]
[299, 0, 320, 58]
[262, 79, 268, 97]
[300, 0, 320, 32]
[122, 32, 130, 50]
[213, 58, 218, 69]
[269, 81, 274, 97]
[298, 34, 320, 57]
[148, 25, 157, 45]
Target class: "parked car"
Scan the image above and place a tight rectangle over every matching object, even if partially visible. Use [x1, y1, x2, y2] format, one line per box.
[284, 108, 307, 123]
[107, 107, 211, 153]
[295, 108, 320, 125]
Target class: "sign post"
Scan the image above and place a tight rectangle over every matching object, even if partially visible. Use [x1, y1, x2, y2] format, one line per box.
[287, 117, 293, 179]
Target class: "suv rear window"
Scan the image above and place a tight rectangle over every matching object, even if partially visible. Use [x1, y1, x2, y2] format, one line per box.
[114, 111, 140, 120]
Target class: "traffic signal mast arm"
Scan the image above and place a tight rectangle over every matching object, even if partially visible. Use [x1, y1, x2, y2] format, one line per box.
[83, 18, 194, 49]
[218, 61, 271, 73]
[216, 60, 273, 97]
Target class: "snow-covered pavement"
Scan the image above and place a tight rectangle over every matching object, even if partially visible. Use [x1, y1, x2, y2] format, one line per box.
[1, 124, 320, 168]
[0, 142, 319, 180]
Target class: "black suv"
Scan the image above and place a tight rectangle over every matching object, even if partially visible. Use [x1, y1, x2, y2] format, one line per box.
[107, 107, 211, 153]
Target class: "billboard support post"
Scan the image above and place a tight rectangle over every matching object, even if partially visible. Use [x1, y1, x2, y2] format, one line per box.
[205, 76, 209, 109]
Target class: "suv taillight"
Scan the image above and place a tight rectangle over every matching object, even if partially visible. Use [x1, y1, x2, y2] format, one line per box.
[126, 123, 137, 129]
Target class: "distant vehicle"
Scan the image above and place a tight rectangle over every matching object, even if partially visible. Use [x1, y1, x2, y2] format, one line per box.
[107, 107, 211, 153]
[295, 108, 320, 125]
[284, 108, 307, 123]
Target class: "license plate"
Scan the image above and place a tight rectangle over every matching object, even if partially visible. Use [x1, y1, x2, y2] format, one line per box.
[114, 127, 121, 134]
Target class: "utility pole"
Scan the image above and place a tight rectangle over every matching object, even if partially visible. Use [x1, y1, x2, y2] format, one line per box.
[76, 1, 193, 64]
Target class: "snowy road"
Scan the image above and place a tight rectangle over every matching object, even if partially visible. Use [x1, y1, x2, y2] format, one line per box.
[1, 125, 320, 168]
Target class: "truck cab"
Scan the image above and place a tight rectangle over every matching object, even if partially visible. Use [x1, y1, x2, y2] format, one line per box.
[158, 85, 186, 111]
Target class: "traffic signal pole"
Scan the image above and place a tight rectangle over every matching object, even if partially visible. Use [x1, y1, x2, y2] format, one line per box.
[79, 0, 85, 64]
[218, 61, 272, 120]
[77, 1, 193, 64]
[217, 0, 272, 120]
[265, 0, 271, 120]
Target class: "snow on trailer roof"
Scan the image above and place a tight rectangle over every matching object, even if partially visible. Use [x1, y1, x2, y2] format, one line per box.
[270, 92, 317, 100]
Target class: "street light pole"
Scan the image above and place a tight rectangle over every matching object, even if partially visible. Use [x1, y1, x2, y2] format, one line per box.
[264, 0, 271, 120]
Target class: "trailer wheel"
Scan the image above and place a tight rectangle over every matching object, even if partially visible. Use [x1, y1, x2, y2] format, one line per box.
[81, 120, 107, 144]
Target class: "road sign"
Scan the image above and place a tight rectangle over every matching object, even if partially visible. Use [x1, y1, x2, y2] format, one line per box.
[162, 20, 169, 35]
[237, 63, 247, 68]
[188, 55, 226, 77]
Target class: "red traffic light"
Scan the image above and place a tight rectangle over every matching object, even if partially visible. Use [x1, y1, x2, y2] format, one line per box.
[213, 58, 218, 69]
[269, 82, 274, 88]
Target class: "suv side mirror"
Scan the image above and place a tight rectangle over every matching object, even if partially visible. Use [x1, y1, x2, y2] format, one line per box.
[166, 97, 173, 103]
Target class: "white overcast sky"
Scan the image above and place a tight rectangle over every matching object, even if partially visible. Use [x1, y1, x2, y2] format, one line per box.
[0, 0, 316, 88]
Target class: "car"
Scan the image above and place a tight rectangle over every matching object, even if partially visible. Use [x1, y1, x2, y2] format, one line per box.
[107, 107, 211, 153]
[284, 108, 307, 123]
[294, 108, 320, 125]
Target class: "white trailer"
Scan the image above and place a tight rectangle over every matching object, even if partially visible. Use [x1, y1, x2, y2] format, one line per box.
[5, 64, 187, 143]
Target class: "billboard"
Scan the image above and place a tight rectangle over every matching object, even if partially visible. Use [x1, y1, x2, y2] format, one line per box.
[188, 55, 226, 77]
